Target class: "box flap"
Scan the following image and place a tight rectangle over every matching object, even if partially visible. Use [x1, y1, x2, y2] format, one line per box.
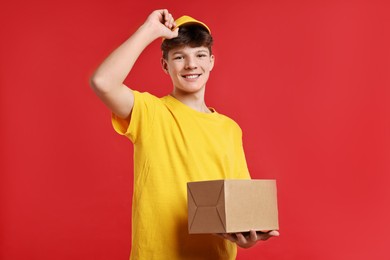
[187, 180, 226, 233]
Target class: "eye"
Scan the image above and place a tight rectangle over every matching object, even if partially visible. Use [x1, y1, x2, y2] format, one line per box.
[197, 54, 207, 58]
[173, 56, 183, 60]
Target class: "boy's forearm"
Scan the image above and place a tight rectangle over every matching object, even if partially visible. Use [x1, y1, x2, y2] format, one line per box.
[90, 22, 160, 93]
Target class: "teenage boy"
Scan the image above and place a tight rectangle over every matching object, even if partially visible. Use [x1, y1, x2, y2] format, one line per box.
[90, 9, 279, 260]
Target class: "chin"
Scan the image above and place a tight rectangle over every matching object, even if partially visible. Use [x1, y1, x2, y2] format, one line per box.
[174, 84, 202, 93]
[183, 86, 204, 93]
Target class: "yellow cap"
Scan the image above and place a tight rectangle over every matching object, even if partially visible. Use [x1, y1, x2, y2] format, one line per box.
[173, 15, 211, 34]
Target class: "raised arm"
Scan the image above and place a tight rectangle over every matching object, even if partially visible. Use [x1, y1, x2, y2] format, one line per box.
[90, 9, 179, 119]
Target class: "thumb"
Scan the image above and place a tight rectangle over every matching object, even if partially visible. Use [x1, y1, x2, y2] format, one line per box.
[161, 27, 179, 40]
[168, 27, 179, 38]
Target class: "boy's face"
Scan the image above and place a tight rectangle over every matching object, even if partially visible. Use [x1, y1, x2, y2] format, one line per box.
[161, 46, 214, 94]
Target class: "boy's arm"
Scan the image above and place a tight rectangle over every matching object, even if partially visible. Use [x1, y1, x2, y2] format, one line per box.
[90, 9, 178, 119]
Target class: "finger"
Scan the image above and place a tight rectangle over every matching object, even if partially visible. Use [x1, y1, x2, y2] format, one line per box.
[161, 10, 169, 25]
[162, 9, 169, 20]
[269, 230, 280, 237]
[168, 13, 175, 26]
[249, 230, 258, 241]
[258, 234, 271, 241]
[235, 233, 248, 245]
[163, 11, 174, 28]
[165, 14, 170, 27]
[257, 230, 279, 241]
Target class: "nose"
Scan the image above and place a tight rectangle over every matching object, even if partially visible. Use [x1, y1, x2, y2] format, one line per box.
[185, 56, 197, 70]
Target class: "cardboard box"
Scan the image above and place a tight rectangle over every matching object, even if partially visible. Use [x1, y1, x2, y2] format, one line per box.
[187, 179, 279, 234]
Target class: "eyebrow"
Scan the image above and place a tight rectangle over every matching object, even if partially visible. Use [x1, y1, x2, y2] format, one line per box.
[171, 51, 184, 55]
[171, 50, 209, 56]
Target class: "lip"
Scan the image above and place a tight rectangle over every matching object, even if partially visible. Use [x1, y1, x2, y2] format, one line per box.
[181, 73, 201, 79]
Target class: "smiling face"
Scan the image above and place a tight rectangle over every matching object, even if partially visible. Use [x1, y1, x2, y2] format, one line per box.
[162, 45, 215, 95]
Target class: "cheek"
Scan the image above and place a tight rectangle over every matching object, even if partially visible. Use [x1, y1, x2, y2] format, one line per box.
[169, 64, 183, 74]
[168, 69, 181, 81]
[202, 61, 214, 71]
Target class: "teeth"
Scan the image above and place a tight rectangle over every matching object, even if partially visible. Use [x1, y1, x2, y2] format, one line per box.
[184, 75, 199, 79]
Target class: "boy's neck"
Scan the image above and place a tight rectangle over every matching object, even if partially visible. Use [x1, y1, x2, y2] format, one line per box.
[170, 89, 212, 113]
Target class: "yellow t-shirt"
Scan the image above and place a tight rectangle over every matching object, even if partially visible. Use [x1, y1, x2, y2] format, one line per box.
[112, 91, 251, 260]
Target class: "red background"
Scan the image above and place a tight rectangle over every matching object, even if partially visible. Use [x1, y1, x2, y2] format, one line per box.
[1, 0, 389, 259]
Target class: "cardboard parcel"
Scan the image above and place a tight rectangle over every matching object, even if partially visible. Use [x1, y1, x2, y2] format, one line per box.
[187, 179, 279, 234]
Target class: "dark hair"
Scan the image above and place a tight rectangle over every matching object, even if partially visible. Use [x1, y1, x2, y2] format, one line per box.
[161, 25, 213, 59]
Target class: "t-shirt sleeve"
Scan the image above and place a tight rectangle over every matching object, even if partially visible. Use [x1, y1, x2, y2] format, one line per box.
[111, 90, 157, 143]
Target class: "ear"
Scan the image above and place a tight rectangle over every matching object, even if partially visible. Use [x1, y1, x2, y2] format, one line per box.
[209, 54, 215, 72]
[161, 57, 169, 74]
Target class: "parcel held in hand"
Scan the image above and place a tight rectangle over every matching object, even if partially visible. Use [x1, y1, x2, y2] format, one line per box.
[187, 179, 279, 234]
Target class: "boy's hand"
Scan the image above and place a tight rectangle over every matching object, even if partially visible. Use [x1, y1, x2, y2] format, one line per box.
[216, 230, 279, 249]
[144, 9, 179, 40]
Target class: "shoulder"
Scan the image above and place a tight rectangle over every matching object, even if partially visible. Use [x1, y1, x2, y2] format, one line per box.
[215, 112, 243, 134]
[132, 90, 169, 109]
[133, 90, 159, 101]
